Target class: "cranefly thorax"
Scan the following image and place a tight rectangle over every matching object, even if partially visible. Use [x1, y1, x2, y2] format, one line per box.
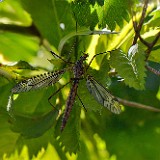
[73, 54, 88, 78]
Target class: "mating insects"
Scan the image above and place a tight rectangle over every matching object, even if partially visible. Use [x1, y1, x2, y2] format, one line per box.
[7, 50, 122, 131]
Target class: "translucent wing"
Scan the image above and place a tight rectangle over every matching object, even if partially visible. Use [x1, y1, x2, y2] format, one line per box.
[86, 75, 121, 114]
[11, 69, 65, 94]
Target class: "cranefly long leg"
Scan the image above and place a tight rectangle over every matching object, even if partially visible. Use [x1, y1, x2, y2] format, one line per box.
[87, 52, 107, 70]
[77, 94, 87, 112]
[86, 51, 115, 71]
[48, 80, 71, 109]
[50, 51, 73, 64]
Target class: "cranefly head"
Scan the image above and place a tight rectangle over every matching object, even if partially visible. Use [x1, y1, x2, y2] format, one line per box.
[81, 53, 88, 60]
[73, 53, 88, 78]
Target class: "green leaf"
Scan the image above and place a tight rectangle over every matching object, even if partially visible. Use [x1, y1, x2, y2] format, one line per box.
[10, 109, 59, 138]
[71, 0, 136, 31]
[0, 0, 31, 26]
[13, 60, 36, 70]
[99, 0, 131, 30]
[55, 103, 81, 154]
[0, 32, 39, 61]
[145, 8, 160, 28]
[71, 1, 98, 30]
[11, 86, 58, 114]
[110, 50, 146, 90]
[0, 108, 19, 157]
[20, 0, 75, 48]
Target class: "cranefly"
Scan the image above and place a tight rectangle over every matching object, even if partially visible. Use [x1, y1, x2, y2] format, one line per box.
[7, 51, 122, 131]
[61, 51, 122, 131]
[61, 54, 88, 131]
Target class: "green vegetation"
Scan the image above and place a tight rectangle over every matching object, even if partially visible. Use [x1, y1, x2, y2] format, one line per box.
[0, 0, 160, 159]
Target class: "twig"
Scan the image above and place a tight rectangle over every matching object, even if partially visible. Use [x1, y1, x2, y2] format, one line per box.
[117, 97, 160, 112]
[132, 1, 160, 76]
[145, 65, 160, 76]
[145, 31, 160, 60]
[132, 0, 149, 45]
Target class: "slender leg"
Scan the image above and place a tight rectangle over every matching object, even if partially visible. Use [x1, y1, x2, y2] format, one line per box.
[50, 51, 73, 64]
[48, 81, 71, 109]
[87, 52, 108, 71]
[77, 94, 87, 112]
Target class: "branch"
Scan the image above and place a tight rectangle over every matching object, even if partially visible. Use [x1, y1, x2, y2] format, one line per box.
[145, 31, 160, 60]
[132, 0, 149, 45]
[145, 65, 160, 76]
[0, 23, 41, 37]
[117, 97, 160, 112]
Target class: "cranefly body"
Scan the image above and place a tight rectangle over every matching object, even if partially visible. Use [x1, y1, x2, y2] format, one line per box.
[61, 54, 88, 131]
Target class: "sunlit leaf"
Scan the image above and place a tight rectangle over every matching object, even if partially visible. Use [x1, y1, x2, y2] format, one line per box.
[110, 49, 146, 90]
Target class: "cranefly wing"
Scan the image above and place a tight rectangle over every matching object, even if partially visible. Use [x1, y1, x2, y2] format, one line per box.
[86, 75, 121, 114]
[11, 69, 65, 94]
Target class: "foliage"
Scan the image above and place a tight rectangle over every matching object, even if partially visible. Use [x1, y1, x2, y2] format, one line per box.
[0, 0, 160, 160]
[110, 49, 146, 90]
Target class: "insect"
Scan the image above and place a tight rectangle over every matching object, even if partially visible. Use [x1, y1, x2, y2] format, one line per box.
[60, 53, 88, 131]
[7, 50, 122, 131]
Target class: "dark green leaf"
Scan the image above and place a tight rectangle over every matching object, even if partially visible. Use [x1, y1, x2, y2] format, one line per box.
[10, 109, 59, 138]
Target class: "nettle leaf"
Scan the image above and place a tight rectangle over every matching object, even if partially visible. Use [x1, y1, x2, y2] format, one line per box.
[109, 50, 146, 90]
[71, 1, 98, 30]
[71, 0, 135, 30]
[99, 0, 130, 30]
[55, 104, 81, 154]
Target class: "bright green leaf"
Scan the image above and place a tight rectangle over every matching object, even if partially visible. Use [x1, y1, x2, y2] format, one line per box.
[110, 50, 146, 90]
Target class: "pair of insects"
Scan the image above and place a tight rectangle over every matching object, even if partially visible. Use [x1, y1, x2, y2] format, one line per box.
[8, 50, 121, 131]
